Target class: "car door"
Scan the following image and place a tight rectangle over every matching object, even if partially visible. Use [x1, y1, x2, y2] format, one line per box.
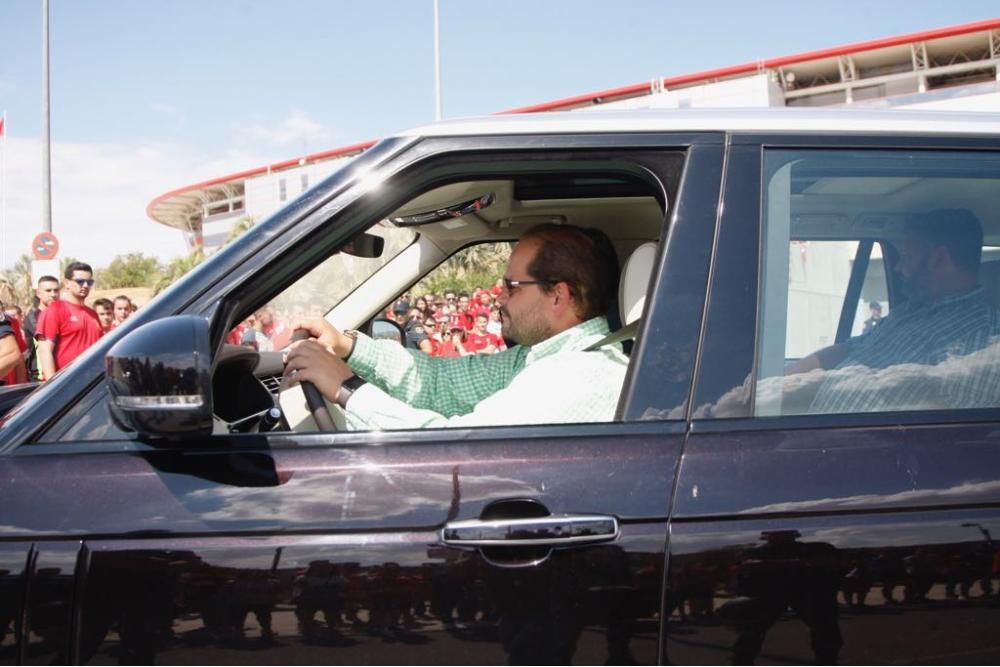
[667, 134, 1000, 664]
[0, 131, 725, 664]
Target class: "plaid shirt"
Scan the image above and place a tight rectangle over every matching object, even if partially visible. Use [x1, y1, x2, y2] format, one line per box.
[345, 316, 628, 430]
[811, 287, 1000, 413]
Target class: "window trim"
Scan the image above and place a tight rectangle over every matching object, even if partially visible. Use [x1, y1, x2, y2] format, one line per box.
[17, 132, 721, 451]
[693, 133, 1000, 428]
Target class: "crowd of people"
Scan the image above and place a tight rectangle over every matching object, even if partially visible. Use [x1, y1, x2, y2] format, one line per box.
[382, 282, 507, 357]
[0, 262, 137, 385]
[228, 280, 511, 358]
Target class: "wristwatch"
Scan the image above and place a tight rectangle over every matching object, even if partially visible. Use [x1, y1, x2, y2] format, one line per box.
[335, 374, 367, 408]
[343, 330, 359, 360]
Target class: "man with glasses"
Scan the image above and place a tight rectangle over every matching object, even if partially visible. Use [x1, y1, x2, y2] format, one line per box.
[285, 223, 628, 429]
[36, 262, 103, 380]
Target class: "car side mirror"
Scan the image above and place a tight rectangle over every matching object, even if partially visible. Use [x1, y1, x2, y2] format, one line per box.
[105, 315, 214, 438]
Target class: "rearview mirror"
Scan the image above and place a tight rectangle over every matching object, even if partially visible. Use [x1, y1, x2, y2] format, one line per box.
[105, 315, 213, 438]
[341, 231, 385, 258]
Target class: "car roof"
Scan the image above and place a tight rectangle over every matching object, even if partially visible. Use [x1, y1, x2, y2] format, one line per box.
[400, 108, 1000, 139]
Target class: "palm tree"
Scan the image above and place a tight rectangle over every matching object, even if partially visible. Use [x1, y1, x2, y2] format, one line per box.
[1, 254, 37, 310]
[225, 215, 257, 244]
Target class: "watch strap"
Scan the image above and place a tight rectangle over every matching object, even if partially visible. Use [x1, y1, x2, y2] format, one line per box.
[335, 374, 367, 408]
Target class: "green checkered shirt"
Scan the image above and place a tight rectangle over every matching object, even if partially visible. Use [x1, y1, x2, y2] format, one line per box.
[345, 316, 628, 430]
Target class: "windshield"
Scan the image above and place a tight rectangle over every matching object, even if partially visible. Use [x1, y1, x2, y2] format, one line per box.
[227, 223, 416, 350]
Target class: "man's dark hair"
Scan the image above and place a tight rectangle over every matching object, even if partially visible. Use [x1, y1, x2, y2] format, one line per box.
[37, 275, 59, 287]
[521, 223, 620, 320]
[63, 262, 93, 279]
[904, 208, 983, 273]
[93, 298, 113, 309]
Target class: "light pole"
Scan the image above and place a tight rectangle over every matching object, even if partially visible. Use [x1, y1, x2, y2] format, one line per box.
[41, 0, 52, 235]
[433, 0, 442, 121]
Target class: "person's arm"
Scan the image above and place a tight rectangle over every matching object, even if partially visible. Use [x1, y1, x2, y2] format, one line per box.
[785, 342, 850, 375]
[36, 303, 60, 381]
[0, 335, 21, 379]
[345, 348, 627, 431]
[36, 339, 57, 381]
[289, 319, 525, 417]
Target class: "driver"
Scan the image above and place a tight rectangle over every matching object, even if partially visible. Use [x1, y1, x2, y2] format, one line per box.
[283, 223, 629, 429]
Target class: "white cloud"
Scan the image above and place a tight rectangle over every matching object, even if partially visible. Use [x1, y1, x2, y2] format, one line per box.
[0, 136, 269, 268]
[235, 110, 333, 148]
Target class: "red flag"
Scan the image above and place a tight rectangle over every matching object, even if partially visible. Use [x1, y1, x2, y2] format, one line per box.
[0, 115, 5, 136]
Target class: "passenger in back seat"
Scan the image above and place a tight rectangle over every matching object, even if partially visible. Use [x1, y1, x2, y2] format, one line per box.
[788, 208, 1000, 413]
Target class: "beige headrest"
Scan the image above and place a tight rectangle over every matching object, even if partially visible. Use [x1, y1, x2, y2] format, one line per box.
[619, 242, 658, 325]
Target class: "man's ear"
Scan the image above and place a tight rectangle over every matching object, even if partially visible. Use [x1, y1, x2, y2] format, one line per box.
[929, 245, 952, 271]
[550, 281, 575, 311]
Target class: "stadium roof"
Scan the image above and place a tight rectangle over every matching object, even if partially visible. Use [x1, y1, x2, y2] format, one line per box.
[148, 17, 1000, 234]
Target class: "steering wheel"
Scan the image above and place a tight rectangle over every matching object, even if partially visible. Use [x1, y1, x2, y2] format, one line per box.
[289, 330, 337, 431]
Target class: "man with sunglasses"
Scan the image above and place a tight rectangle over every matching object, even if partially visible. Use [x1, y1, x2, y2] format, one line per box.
[36, 262, 103, 380]
[285, 223, 628, 429]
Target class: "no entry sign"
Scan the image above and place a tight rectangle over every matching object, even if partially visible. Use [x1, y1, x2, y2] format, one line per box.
[31, 232, 60, 260]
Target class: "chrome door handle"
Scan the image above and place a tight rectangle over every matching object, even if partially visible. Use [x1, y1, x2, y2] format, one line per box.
[441, 514, 618, 547]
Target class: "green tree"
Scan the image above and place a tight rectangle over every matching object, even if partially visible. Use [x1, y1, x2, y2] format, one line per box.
[0, 254, 36, 310]
[59, 256, 80, 276]
[96, 253, 163, 289]
[153, 250, 205, 295]
[414, 242, 512, 296]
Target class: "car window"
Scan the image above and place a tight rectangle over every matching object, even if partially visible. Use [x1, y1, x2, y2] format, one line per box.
[227, 224, 417, 351]
[755, 149, 1000, 417]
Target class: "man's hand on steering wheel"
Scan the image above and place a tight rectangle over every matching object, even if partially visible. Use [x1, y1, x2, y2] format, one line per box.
[283, 338, 354, 402]
[290, 317, 355, 359]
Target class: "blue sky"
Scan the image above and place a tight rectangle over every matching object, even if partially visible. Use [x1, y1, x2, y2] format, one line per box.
[1, 0, 998, 266]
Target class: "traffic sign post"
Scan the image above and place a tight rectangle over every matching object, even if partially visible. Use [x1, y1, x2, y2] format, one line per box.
[31, 231, 60, 261]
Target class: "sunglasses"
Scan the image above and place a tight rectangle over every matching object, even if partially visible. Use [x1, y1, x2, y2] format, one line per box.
[502, 277, 553, 292]
[72, 278, 96, 287]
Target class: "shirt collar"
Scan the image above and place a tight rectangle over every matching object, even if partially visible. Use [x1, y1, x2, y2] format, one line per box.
[525, 316, 613, 365]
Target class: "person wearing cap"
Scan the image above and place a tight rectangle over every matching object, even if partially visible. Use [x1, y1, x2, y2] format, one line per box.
[435, 326, 467, 358]
[862, 301, 883, 334]
[285, 222, 628, 429]
[402, 306, 433, 354]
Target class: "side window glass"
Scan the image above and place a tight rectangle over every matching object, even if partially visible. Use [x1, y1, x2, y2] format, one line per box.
[227, 225, 416, 351]
[391, 242, 512, 356]
[755, 149, 1000, 417]
[783, 241, 889, 361]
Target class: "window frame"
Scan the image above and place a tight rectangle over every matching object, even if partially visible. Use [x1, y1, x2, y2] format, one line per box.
[691, 132, 1000, 433]
[16, 132, 722, 450]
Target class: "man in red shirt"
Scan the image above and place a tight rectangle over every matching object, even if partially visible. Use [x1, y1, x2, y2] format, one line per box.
[464, 313, 505, 355]
[468, 291, 492, 321]
[93, 298, 115, 333]
[454, 293, 474, 332]
[36, 262, 104, 380]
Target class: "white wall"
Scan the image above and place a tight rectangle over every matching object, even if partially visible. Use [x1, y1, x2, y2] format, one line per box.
[595, 73, 785, 110]
[244, 157, 357, 223]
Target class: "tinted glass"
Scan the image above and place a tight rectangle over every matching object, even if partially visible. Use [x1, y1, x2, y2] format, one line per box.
[756, 149, 1000, 416]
